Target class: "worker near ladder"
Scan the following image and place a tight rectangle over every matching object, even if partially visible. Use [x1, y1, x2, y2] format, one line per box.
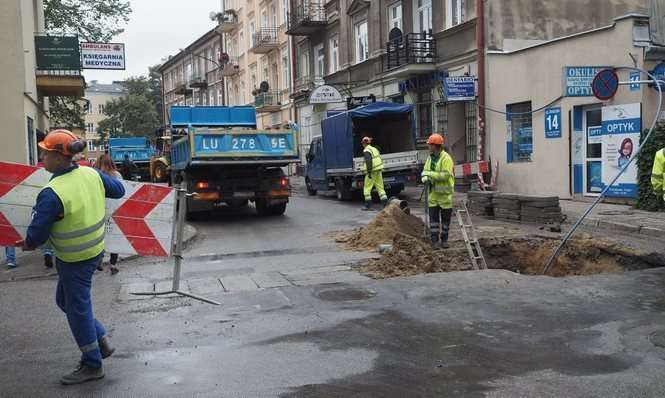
[421, 133, 455, 248]
[18, 130, 125, 385]
[653, 147, 665, 200]
[361, 136, 388, 210]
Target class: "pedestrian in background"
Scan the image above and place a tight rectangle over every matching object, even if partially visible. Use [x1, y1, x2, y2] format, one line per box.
[19, 130, 125, 385]
[4, 246, 17, 269]
[421, 133, 455, 249]
[95, 154, 123, 274]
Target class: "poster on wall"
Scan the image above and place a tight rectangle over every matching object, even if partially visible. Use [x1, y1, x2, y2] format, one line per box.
[600, 103, 642, 198]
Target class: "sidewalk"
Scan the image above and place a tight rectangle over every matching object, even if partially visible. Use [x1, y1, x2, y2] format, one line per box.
[0, 224, 198, 283]
[560, 199, 665, 237]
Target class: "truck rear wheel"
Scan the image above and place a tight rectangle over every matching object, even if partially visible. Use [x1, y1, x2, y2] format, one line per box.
[306, 178, 317, 196]
[269, 203, 287, 216]
[153, 163, 167, 182]
[335, 179, 352, 201]
[256, 200, 286, 216]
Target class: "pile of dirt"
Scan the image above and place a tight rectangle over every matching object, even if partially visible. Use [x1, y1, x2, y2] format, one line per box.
[362, 233, 473, 279]
[335, 203, 426, 251]
[482, 235, 665, 277]
[361, 234, 665, 279]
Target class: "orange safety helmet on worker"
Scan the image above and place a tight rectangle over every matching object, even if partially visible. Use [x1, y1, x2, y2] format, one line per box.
[361, 135, 387, 210]
[38, 129, 87, 157]
[426, 133, 444, 146]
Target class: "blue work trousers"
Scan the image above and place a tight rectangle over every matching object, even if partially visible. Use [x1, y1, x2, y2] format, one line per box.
[5, 247, 16, 264]
[55, 254, 106, 368]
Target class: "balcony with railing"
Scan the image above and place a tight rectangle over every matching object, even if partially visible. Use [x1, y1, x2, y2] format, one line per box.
[215, 10, 240, 33]
[384, 31, 437, 78]
[220, 55, 240, 76]
[188, 75, 208, 88]
[174, 80, 193, 95]
[254, 90, 282, 113]
[36, 69, 86, 97]
[286, 2, 327, 36]
[250, 28, 280, 54]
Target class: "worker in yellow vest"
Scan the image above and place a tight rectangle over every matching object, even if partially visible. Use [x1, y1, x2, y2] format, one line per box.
[19, 130, 125, 385]
[361, 136, 388, 210]
[421, 133, 455, 248]
[653, 148, 665, 200]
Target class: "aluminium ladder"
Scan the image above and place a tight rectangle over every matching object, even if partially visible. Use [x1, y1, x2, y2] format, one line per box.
[455, 202, 488, 270]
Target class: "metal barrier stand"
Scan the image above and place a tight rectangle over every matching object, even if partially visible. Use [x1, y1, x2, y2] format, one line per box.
[132, 183, 221, 305]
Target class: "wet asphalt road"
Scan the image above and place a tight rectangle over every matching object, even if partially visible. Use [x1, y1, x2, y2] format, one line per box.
[2, 193, 665, 397]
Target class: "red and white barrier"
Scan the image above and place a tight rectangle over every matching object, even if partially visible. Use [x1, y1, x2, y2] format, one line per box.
[0, 161, 174, 256]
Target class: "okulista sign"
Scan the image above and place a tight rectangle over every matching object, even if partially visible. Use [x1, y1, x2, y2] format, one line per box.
[81, 42, 126, 70]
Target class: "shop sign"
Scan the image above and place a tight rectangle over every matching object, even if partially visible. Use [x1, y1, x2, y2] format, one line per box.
[648, 62, 665, 91]
[600, 103, 641, 198]
[309, 85, 343, 104]
[346, 94, 376, 110]
[81, 42, 126, 70]
[443, 76, 476, 101]
[35, 36, 80, 70]
[544, 107, 562, 138]
[563, 66, 607, 97]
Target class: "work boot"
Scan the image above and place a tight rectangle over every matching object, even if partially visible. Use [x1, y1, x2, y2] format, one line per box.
[362, 201, 372, 211]
[60, 362, 104, 385]
[440, 241, 450, 249]
[381, 198, 388, 208]
[44, 254, 54, 268]
[99, 336, 115, 359]
[110, 266, 120, 275]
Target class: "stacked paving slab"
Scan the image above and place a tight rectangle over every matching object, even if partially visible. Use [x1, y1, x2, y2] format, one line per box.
[467, 191, 495, 216]
[492, 193, 521, 221]
[519, 195, 563, 224]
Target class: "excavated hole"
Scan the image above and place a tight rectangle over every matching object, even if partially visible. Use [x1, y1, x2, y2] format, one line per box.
[360, 234, 665, 279]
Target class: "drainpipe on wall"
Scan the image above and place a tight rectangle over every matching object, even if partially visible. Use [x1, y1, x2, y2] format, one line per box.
[290, 0, 298, 125]
[476, 0, 486, 161]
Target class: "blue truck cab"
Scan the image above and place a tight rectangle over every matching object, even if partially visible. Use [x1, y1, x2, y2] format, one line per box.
[169, 106, 300, 217]
[305, 102, 423, 201]
[108, 137, 155, 179]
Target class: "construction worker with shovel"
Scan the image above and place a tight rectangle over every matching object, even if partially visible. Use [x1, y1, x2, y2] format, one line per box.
[361, 136, 388, 210]
[421, 133, 455, 249]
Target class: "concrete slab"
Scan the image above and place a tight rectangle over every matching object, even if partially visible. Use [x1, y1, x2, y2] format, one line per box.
[186, 277, 224, 294]
[250, 272, 292, 288]
[119, 282, 155, 301]
[288, 270, 370, 286]
[281, 264, 352, 277]
[219, 275, 260, 292]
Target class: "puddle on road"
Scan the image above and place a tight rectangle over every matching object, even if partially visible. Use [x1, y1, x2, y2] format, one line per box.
[316, 287, 377, 302]
[360, 234, 665, 279]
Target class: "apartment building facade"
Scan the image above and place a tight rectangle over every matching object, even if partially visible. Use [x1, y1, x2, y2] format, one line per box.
[159, 0, 294, 129]
[83, 80, 126, 160]
[287, 0, 648, 168]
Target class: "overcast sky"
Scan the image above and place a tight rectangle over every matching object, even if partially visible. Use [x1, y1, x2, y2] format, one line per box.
[83, 0, 223, 83]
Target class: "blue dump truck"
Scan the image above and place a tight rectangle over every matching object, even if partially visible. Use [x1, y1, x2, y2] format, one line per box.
[169, 106, 299, 217]
[108, 137, 155, 180]
[305, 102, 423, 200]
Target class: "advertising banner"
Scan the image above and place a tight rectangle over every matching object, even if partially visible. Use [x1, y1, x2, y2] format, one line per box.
[563, 66, 607, 97]
[81, 42, 126, 70]
[600, 103, 642, 198]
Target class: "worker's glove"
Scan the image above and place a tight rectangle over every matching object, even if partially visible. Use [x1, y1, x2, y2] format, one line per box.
[421, 175, 430, 184]
[421, 170, 433, 178]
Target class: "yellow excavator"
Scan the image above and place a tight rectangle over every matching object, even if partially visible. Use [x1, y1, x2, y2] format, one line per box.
[150, 129, 171, 183]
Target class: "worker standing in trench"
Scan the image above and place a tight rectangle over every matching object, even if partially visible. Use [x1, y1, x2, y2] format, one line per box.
[421, 133, 455, 249]
[653, 147, 665, 200]
[18, 130, 125, 385]
[361, 136, 388, 210]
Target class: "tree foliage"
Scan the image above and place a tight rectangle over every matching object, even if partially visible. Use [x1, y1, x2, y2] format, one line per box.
[636, 126, 665, 211]
[98, 95, 160, 137]
[43, 0, 132, 131]
[43, 0, 131, 42]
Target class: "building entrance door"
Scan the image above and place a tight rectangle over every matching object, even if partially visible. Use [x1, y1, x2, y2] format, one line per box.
[583, 107, 603, 195]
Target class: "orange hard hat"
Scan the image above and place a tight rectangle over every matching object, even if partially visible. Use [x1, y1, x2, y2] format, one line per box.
[361, 136, 372, 144]
[38, 129, 85, 157]
[427, 133, 444, 146]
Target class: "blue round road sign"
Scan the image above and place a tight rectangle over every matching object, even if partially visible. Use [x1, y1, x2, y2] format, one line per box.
[592, 69, 619, 100]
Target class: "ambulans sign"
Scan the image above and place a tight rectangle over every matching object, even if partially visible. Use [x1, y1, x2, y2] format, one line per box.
[81, 42, 126, 70]
[600, 103, 641, 198]
[563, 66, 608, 97]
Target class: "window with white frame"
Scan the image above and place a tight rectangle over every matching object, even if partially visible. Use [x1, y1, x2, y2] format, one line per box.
[240, 81, 246, 104]
[271, 4, 277, 28]
[329, 35, 339, 74]
[282, 0, 288, 25]
[262, 9, 268, 27]
[282, 56, 290, 88]
[415, 0, 432, 32]
[314, 44, 324, 78]
[87, 140, 95, 151]
[98, 104, 105, 114]
[389, 3, 402, 30]
[354, 20, 369, 63]
[446, 0, 465, 29]
[249, 21, 255, 47]
[218, 86, 224, 105]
